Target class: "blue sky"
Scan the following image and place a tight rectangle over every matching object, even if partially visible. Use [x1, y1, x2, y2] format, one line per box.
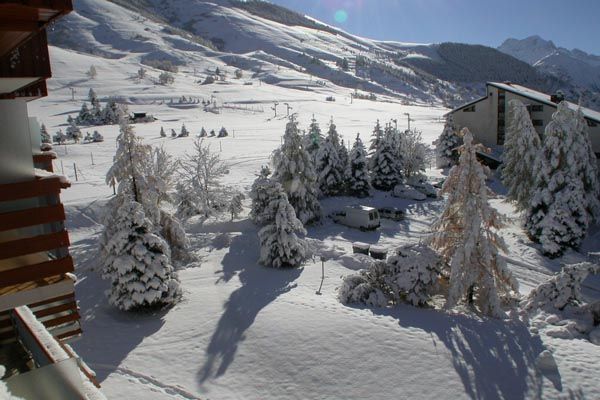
[269, 0, 600, 55]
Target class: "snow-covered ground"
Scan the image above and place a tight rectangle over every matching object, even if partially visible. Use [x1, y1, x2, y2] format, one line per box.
[26, 41, 600, 400]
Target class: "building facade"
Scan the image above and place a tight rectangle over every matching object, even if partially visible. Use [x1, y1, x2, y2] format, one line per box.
[448, 82, 600, 157]
[0, 1, 105, 398]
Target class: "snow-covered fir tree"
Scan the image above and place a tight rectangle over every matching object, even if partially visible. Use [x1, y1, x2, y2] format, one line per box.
[370, 132, 401, 191]
[368, 119, 384, 158]
[525, 101, 592, 257]
[160, 126, 166, 137]
[177, 139, 228, 217]
[435, 115, 462, 168]
[171, 129, 177, 138]
[303, 114, 323, 160]
[346, 134, 371, 197]
[199, 127, 207, 137]
[88, 88, 97, 102]
[573, 106, 600, 221]
[258, 184, 308, 268]
[101, 200, 181, 311]
[40, 124, 51, 144]
[179, 124, 190, 137]
[92, 130, 104, 142]
[87, 65, 97, 79]
[228, 192, 245, 220]
[218, 127, 228, 137]
[84, 132, 93, 143]
[53, 129, 66, 144]
[501, 100, 542, 211]
[315, 120, 345, 196]
[339, 139, 349, 173]
[77, 102, 93, 124]
[429, 128, 518, 318]
[101, 98, 125, 125]
[250, 166, 277, 225]
[272, 117, 322, 224]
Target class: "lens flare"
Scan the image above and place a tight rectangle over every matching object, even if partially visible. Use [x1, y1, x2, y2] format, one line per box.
[334, 9, 348, 23]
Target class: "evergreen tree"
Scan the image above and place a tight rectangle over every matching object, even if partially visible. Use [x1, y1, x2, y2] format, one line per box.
[250, 166, 277, 225]
[258, 184, 308, 268]
[435, 115, 462, 168]
[101, 200, 181, 311]
[77, 102, 92, 124]
[179, 124, 190, 137]
[88, 88, 97, 102]
[101, 98, 125, 125]
[526, 102, 592, 257]
[574, 106, 600, 221]
[501, 100, 541, 211]
[40, 124, 51, 144]
[218, 127, 228, 137]
[199, 127, 207, 137]
[429, 128, 518, 318]
[368, 119, 384, 157]
[171, 129, 177, 138]
[304, 114, 323, 160]
[370, 133, 401, 191]
[87, 65, 98, 79]
[272, 117, 322, 225]
[66, 119, 82, 143]
[160, 126, 166, 137]
[346, 134, 371, 197]
[53, 129, 66, 144]
[339, 139, 349, 175]
[315, 120, 345, 196]
[92, 130, 104, 142]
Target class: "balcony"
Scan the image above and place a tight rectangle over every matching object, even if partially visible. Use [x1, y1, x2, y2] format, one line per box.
[0, 173, 81, 345]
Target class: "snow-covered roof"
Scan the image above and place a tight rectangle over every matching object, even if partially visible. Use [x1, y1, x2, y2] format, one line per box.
[446, 95, 488, 115]
[488, 82, 600, 123]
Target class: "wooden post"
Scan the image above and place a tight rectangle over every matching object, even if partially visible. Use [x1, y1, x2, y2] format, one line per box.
[73, 163, 78, 181]
[91, 153, 95, 165]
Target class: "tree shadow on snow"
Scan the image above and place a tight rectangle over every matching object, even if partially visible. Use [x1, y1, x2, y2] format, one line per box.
[198, 232, 302, 383]
[366, 305, 557, 400]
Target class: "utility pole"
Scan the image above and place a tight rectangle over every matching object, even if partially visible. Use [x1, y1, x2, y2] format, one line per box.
[283, 103, 292, 117]
[70, 87, 76, 101]
[403, 112, 413, 131]
[272, 102, 279, 118]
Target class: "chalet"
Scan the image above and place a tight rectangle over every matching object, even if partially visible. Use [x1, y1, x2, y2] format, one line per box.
[447, 82, 600, 157]
[0, 1, 105, 398]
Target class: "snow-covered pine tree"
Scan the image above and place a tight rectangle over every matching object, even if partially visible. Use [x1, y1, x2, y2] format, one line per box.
[87, 65, 97, 79]
[250, 166, 276, 225]
[101, 200, 181, 311]
[53, 130, 66, 144]
[429, 128, 518, 318]
[315, 120, 345, 196]
[88, 88, 97, 102]
[218, 127, 228, 137]
[179, 124, 190, 137]
[160, 126, 166, 137]
[339, 139, 349, 173]
[303, 114, 323, 160]
[84, 132, 93, 143]
[574, 106, 600, 221]
[228, 192, 245, 220]
[501, 100, 542, 210]
[435, 115, 462, 168]
[368, 119, 384, 158]
[199, 127, 207, 137]
[525, 101, 591, 257]
[92, 130, 104, 142]
[40, 124, 51, 144]
[171, 129, 177, 138]
[272, 117, 322, 225]
[346, 134, 371, 197]
[370, 132, 401, 191]
[258, 184, 308, 268]
[101, 98, 125, 125]
[76, 102, 92, 125]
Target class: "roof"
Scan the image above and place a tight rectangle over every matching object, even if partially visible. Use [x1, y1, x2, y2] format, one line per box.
[488, 82, 600, 123]
[445, 95, 488, 116]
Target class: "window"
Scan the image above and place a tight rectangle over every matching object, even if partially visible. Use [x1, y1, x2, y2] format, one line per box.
[369, 213, 374, 221]
[463, 105, 476, 112]
[530, 104, 543, 112]
[532, 119, 544, 127]
[587, 119, 598, 127]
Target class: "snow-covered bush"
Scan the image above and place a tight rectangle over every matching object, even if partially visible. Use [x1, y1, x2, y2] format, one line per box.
[65, 119, 82, 143]
[102, 201, 181, 311]
[398, 129, 427, 179]
[159, 71, 175, 85]
[521, 262, 600, 312]
[53, 129, 66, 144]
[501, 100, 541, 211]
[218, 127, 228, 137]
[525, 102, 593, 257]
[435, 115, 462, 168]
[160, 126, 166, 137]
[272, 117, 322, 225]
[93, 130, 104, 142]
[40, 123, 51, 144]
[429, 128, 518, 318]
[339, 243, 443, 307]
[179, 124, 190, 137]
[258, 184, 308, 268]
[346, 134, 370, 197]
[87, 65, 97, 79]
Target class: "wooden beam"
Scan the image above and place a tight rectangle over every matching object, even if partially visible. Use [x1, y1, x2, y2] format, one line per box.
[28, 292, 74, 308]
[34, 300, 77, 318]
[0, 203, 65, 232]
[0, 256, 74, 288]
[42, 311, 79, 328]
[0, 230, 70, 260]
[0, 21, 41, 32]
[0, 276, 74, 312]
[55, 327, 81, 341]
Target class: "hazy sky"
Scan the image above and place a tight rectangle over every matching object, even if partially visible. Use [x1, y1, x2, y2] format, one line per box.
[269, 0, 600, 55]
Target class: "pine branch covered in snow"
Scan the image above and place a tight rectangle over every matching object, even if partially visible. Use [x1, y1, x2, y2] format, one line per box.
[501, 100, 541, 211]
[522, 262, 600, 312]
[429, 128, 518, 318]
[339, 243, 443, 307]
[525, 101, 592, 257]
[272, 117, 322, 225]
[102, 201, 181, 311]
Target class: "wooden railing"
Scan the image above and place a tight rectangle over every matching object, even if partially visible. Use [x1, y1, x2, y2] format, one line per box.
[0, 174, 81, 344]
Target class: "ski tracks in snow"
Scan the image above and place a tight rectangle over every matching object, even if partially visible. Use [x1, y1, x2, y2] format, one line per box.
[91, 364, 202, 400]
